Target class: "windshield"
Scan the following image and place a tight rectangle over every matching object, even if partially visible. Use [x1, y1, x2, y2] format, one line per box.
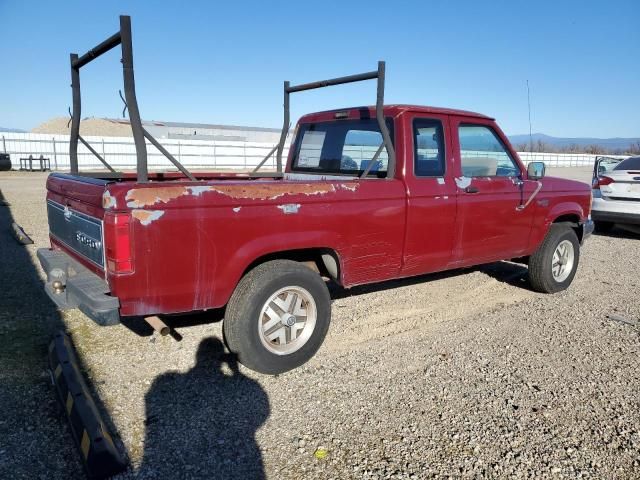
[613, 156, 640, 171]
[291, 118, 394, 177]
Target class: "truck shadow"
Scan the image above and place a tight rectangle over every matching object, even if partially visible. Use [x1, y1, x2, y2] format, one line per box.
[0, 190, 108, 479]
[121, 309, 226, 337]
[329, 260, 530, 299]
[123, 261, 532, 341]
[138, 336, 269, 479]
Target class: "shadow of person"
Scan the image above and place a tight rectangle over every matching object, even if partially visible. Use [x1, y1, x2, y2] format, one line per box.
[138, 337, 269, 479]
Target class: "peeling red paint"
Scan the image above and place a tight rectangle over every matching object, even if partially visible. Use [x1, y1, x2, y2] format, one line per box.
[337, 183, 359, 192]
[209, 183, 336, 200]
[125, 183, 344, 206]
[132, 209, 165, 225]
[126, 187, 189, 207]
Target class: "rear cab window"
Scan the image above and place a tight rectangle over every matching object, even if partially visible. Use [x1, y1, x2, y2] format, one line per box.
[291, 118, 394, 177]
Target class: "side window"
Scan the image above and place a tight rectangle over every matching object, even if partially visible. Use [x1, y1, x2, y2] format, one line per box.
[414, 119, 445, 177]
[458, 124, 520, 177]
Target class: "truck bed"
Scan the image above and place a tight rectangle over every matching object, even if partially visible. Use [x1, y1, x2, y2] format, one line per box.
[46, 172, 406, 318]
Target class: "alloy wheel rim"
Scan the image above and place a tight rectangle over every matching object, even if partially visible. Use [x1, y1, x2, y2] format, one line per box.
[258, 286, 317, 355]
[551, 239, 575, 282]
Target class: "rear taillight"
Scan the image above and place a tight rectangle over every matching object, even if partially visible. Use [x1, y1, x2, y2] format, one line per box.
[593, 176, 614, 190]
[104, 212, 133, 274]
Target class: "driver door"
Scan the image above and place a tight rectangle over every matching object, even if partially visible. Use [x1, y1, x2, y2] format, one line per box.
[450, 118, 536, 264]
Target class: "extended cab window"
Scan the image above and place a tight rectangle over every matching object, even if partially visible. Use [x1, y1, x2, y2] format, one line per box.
[414, 119, 445, 176]
[292, 118, 393, 177]
[458, 125, 520, 177]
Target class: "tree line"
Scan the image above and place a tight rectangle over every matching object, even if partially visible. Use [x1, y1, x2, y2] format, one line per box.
[514, 140, 640, 156]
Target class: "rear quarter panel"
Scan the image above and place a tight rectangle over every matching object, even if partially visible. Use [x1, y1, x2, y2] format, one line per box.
[105, 179, 406, 316]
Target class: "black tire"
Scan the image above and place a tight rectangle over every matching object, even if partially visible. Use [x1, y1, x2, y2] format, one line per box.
[594, 221, 614, 233]
[528, 224, 580, 293]
[223, 260, 331, 375]
[0, 154, 11, 171]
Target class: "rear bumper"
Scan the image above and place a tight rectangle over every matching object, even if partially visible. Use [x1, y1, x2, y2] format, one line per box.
[592, 197, 640, 225]
[37, 248, 120, 326]
[591, 210, 640, 225]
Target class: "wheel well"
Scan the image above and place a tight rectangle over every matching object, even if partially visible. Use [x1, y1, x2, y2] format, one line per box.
[552, 214, 583, 242]
[241, 248, 341, 283]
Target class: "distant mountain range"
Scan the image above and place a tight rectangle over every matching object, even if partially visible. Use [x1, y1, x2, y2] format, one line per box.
[0, 124, 637, 151]
[508, 133, 639, 150]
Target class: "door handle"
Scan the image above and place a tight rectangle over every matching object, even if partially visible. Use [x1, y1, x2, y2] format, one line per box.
[465, 186, 479, 194]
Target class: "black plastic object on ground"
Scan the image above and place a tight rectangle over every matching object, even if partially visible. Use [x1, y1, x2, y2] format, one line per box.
[11, 222, 33, 245]
[0, 153, 11, 171]
[48, 331, 127, 479]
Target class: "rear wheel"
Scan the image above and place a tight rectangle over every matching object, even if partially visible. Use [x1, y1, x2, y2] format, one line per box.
[223, 260, 331, 375]
[528, 225, 580, 293]
[594, 220, 614, 233]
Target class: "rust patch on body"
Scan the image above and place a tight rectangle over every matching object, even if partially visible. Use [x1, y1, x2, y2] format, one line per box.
[126, 187, 189, 208]
[132, 209, 165, 226]
[209, 184, 335, 200]
[126, 181, 349, 207]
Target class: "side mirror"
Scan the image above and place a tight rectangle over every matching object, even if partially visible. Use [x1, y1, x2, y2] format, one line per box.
[527, 161, 545, 180]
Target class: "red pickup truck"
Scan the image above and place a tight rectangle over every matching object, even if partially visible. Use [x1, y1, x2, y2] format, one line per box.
[38, 17, 593, 374]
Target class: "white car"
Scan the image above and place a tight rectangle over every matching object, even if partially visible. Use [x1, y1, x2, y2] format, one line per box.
[592, 156, 640, 232]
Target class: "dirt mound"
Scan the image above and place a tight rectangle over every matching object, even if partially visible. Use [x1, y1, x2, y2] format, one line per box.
[31, 117, 132, 137]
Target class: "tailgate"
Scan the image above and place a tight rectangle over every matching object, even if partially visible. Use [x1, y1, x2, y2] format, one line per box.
[46, 173, 110, 269]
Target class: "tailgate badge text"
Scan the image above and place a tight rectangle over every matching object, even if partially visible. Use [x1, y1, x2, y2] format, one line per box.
[76, 232, 101, 250]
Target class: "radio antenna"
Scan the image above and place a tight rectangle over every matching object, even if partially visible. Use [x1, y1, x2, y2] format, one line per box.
[527, 80, 533, 152]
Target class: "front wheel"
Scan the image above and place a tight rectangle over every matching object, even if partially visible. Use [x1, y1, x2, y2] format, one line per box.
[528, 225, 580, 293]
[223, 260, 331, 375]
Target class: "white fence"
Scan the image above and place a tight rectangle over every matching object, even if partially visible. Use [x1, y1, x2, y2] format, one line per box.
[516, 151, 625, 167]
[0, 131, 622, 171]
[0, 132, 290, 171]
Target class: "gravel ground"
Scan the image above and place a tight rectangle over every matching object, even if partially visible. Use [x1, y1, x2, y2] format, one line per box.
[0, 169, 639, 479]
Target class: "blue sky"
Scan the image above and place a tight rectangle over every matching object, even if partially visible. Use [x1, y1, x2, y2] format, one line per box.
[0, 0, 638, 137]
